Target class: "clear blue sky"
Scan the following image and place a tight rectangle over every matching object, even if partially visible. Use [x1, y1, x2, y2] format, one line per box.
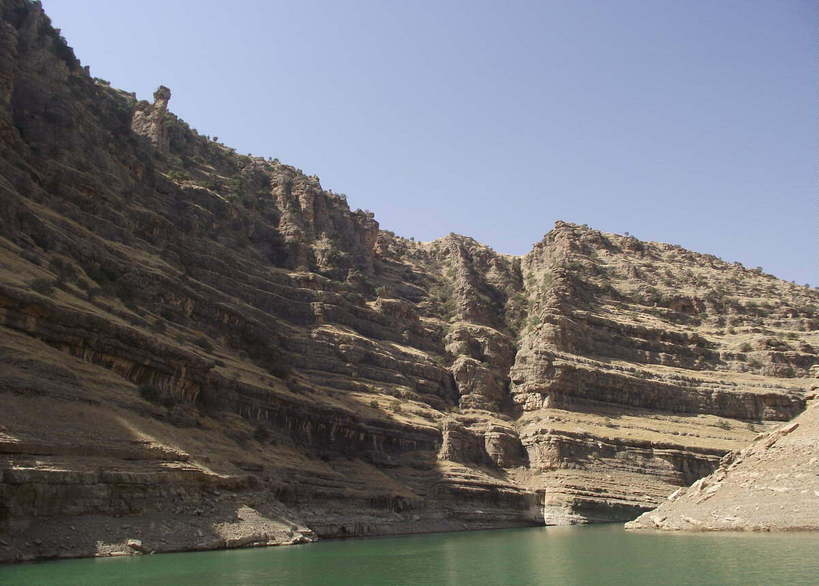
[45, 0, 816, 285]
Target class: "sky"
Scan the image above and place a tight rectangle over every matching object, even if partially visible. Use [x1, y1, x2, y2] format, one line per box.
[44, 0, 816, 285]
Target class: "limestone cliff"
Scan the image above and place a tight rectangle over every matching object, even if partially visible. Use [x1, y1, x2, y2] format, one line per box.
[0, 0, 816, 562]
[511, 223, 814, 523]
[626, 397, 818, 531]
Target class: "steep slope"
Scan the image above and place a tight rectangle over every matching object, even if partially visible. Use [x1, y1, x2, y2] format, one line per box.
[626, 397, 818, 531]
[511, 223, 815, 522]
[0, 0, 816, 562]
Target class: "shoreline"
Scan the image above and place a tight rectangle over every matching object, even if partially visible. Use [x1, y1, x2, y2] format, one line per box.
[0, 516, 545, 565]
[6, 520, 819, 568]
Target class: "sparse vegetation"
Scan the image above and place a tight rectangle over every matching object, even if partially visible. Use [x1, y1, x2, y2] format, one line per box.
[428, 281, 456, 321]
[194, 336, 214, 352]
[137, 384, 161, 403]
[253, 424, 271, 443]
[166, 169, 191, 182]
[49, 257, 78, 283]
[541, 273, 554, 288]
[30, 278, 56, 295]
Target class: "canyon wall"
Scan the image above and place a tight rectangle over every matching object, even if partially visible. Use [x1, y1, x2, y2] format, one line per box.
[0, 0, 816, 561]
[626, 397, 818, 531]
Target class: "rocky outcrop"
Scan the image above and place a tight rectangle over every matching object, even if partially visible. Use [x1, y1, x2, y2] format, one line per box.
[0, 0, 817, 563]
[508, 221, 815, 521]
[626, 398, 819, 531]
[131, 85, 171, 153]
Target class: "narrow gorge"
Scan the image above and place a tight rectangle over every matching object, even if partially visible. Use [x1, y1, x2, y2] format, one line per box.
[1, 0, 817, 562]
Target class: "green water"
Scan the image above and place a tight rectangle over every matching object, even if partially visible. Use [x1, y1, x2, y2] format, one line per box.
[1, 525, 817, 585]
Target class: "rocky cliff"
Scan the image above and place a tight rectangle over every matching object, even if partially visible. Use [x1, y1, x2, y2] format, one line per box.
[626, 396, 818, 531]
[0, 0, 817, 562]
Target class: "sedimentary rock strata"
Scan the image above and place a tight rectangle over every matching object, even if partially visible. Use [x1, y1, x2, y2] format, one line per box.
[626, 398, 818, 531]
[0, 0, 816, 562]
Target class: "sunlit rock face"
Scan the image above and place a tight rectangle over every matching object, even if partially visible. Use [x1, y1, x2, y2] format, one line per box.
[131, 85, 171, 153]
[0, 0, 817, 563]
[626, 400, 819, 532]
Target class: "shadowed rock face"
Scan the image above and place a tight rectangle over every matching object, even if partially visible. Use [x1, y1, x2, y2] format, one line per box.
[0, 0, 817, 562]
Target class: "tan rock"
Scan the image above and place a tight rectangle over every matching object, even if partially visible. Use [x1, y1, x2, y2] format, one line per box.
[0, 0, 817, 565]
[627, 403, 819, 531]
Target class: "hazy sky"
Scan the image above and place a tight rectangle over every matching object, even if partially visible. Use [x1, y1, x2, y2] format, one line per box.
[45, 0, 816, 285]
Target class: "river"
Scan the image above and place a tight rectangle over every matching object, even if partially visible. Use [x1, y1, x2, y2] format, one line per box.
[1, 524, 816, 585]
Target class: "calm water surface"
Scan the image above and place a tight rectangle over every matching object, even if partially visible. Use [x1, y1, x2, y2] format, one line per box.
[1, 524, 817, 585]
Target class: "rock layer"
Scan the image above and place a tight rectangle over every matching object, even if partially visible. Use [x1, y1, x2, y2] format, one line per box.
[0, 0, 817, 563]
[626, 398, 819, 531]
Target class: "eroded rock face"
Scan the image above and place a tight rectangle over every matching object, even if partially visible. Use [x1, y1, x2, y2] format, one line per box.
[626, 399, 819, 531]
[437, 420, 488, 465]
[0, 0, 817, 563]
[506, 221, 815, 522]
[131, 85, 171, 153]
[483, 426, 527, 468]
